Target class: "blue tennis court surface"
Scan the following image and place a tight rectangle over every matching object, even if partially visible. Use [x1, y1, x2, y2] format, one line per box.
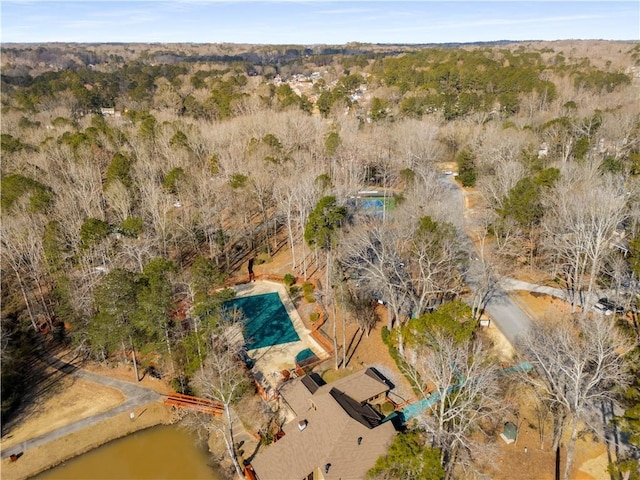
[223, 292, 300, 350]
[350, 197, 396, 218]
[360, 198, 385, 209]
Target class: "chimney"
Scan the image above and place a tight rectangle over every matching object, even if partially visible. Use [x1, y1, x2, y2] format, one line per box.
[298, 419, 308, 431]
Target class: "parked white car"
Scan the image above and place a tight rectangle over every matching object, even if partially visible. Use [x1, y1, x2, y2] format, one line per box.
[593, 301, 612, 316]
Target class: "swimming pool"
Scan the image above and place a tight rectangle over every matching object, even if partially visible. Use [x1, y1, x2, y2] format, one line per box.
[223, 292, 300, 350]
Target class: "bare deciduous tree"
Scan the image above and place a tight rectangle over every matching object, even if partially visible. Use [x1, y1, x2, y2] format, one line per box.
[1, 210, 56, 331]
[103, 180, 132, 225]
[479, 159, 528, 211]
[517, 314, 632, 480]
[404, 216, 466, 315]
[542, 171, 627, 313]
[406, 334, 509, 480]
[192, 317, 250, 478]
[344, 280, 379, 336]
[340, 222, 411, 332]
[274, 160, 322, 272]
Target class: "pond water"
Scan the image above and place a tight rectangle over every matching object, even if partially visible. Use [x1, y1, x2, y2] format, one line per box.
[33, 424, 222, 480]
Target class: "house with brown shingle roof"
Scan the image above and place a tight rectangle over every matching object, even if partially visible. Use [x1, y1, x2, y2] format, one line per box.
[250, 368, 397, 480]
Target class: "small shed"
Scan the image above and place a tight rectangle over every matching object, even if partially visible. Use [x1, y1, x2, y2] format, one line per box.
[500, 421, 517, 444]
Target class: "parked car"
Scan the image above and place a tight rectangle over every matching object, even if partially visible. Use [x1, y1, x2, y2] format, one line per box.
[598, 298, 625, 314]
[593, 298, 624, 316]
[593, 301, 612, 316]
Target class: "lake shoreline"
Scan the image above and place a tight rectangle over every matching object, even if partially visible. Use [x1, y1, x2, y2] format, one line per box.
[1, 401, 172, 480]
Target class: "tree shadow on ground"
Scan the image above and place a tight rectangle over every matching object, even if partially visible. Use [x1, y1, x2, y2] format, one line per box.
[340, 329, 365, 369]
[1, 338, 86, 439]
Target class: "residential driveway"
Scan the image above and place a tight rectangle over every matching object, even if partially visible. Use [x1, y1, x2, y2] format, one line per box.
[499, 277, 568, 300]
[0, 354, 161, 459]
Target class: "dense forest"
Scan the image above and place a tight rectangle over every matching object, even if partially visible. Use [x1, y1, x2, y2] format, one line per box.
[2, 40, 639, 479]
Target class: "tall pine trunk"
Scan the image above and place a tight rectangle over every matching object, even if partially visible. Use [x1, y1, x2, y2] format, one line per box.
[342, 309, 347, 368]
[130, 335, 139, 382]
[332, 300, 339, 370]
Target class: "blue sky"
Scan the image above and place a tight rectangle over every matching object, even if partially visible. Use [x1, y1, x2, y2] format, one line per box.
[2, 1, 638, 44]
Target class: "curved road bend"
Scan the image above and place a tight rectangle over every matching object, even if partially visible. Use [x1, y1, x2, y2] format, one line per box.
[1, 355, 161, 459]
[440, 175, 534, 345]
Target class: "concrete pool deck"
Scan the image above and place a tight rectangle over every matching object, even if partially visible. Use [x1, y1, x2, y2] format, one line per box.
[230, 280, 330, 387]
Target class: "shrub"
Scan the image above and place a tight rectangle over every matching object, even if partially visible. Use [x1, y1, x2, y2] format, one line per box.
[289, 285, 301, 299]
[309, 311, 319, 323]
[283, 273, 296, 286]
[255, 252, 271, 265]
[170, 376, 193, 395]
[381, 401, 395, 416]
[229, 173, 248, 189]
[302, 282, 315, 303]
[381, 326, 391, 344]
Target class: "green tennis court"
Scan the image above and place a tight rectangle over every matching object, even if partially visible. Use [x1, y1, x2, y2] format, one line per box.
[223, 292, 300, 350]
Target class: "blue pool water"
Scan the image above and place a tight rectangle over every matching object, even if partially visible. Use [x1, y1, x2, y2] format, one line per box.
[295, 348, 315, 363]
[223, 292, 300, 350]
[295, 348, 319, 367]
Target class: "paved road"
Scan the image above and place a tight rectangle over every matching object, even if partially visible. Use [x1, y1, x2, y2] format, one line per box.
[482, 287, 534, 345]
[0, 354, 161, 459]
[439, 175, 534, 346]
